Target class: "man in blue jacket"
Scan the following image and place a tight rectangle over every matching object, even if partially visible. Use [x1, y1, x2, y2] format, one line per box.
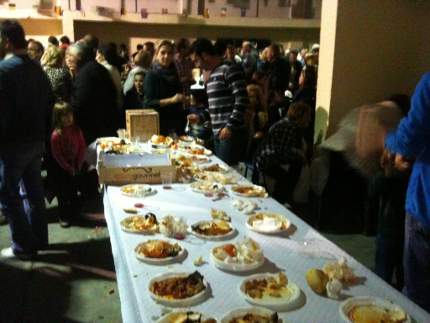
[0, 20, 53, 258]
[383, 72, 430, 312]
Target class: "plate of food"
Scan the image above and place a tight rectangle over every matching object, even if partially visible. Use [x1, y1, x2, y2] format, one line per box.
[190, 181, 226, 195]
[97, 136, 125, 147]
[134, 239, 185, 264]
[232, 199, 259, 215]
[195, 172, 238, 185]
[98, 138, 133, 154]
[240, 272, 301, 311]
[120, 213, 159, 233]
[231, 185, 268, 198]
[120, 184, 157, 198]
[188, 145, 212, 156]
[150, 135, 174, 148]
[148, 271, 209, 307]
[339, 296, 410, 323]
[173, 153, 210, 165]
[156, 311, 216, 323]
[211, 238, 265, 272]
[190, 220, 235, 240]
[178, 135, 195, 147]
[221, 307, 280, 323]
[246, 212, 290, 234]
[211, 208, 231, 222]
[200, 163, 230, 173]
[173, 143, 212, 156]
[159, 215, 188, 239]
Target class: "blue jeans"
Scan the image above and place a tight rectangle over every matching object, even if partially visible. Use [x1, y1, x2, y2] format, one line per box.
[403, 214, 430, 312]
[213, 127, 248, 166]
[0, 142, 48, 254]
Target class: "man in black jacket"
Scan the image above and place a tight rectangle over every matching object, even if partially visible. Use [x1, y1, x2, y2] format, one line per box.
[66, 41, 119, 213]
[67, 41, 120, 144]
[0, 20, 54, 258]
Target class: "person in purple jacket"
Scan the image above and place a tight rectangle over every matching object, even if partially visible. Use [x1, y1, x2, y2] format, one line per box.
[382, 72, 430, 312]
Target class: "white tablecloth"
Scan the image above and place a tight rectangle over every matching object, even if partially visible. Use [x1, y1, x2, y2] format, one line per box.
[103, 157, 430, 322]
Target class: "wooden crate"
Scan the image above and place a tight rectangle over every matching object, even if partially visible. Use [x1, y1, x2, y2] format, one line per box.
[126, 109, 159, 141]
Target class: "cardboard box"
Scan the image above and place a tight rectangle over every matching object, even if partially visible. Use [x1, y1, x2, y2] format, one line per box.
[126, 109, 159, 141]
[98, 152, 177, 185]
[98, 163, 177, 185]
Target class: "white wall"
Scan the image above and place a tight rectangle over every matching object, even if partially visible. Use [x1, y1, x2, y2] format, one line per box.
[317, 0, 430, 137]
[46, 0, 320, 18]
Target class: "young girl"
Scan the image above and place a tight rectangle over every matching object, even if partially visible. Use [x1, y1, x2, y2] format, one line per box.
[51, 102, 86, 227]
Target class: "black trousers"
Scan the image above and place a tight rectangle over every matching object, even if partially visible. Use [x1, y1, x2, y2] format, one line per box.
[52, 163, 79, 220]
[264, 161, 302, 204]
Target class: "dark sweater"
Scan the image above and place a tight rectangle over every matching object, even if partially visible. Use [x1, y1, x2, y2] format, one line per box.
[143, 65, 185, 135]
[267, 58, 290, 93]
[0, 55, 54, 148]
[71, 61, 119, 144]
[124, 87, 145, 110]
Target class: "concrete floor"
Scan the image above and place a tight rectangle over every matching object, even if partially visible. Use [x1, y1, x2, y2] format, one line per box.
[0, 199, 375, 323]
[0, 201, 122, 323]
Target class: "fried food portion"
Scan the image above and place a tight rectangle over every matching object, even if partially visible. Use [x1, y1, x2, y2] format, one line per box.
[348, 305, 407, 323]
[166, 312, 215, 323]
[228, 313, 278, 323]
[151, 271, 206, 300]
[136, 240, 181, 258]
[192, 220, 231, 236]
[244, 273, 288, 299]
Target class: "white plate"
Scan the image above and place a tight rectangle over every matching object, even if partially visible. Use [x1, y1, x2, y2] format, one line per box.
[156, 311, 216, 323]
[190, 221, 236, 241]
[120, 184, 157, 198]
[148, 272, 209, 307]
[339, 296, 411, 323]
[194, 146, 212, 156]
[149, 135, 173, 149]
[210, 248, 265, 272]
[120, 216, 158, 234]
[173, 152, 211, 164]
[178, 136, 195, 147]
[190, 181, 226, 194]
[200, 163, 230, 173]
[231, 185, 268, 198]
[174, 144, 212, 156]
[134, 240, 186, 265]
[221, 307, 280, 323]
[232, 199, 259, 214]
[239, 273, 301, 311]
[96, 136, 123, 144]
[246, 213, 290, 234]
[150, 142, 171, 149]
[194, 172, 238, 185]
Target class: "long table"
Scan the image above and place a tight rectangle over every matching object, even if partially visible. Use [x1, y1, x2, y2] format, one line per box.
[103, 156, 430, 322]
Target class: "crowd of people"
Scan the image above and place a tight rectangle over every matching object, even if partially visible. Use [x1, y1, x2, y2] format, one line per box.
[0, 19, 428, 313]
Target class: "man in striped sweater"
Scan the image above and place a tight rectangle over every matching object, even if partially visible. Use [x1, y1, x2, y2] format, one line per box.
[189, 38, 249, 165]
